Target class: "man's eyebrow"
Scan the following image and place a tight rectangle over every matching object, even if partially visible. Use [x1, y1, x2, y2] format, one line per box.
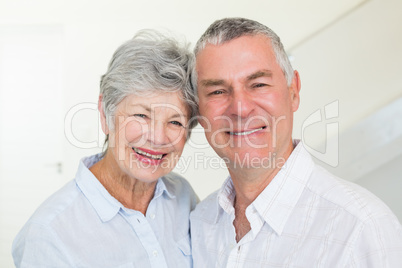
[246, 70, 273, 81]
[200, 79, 226, 87]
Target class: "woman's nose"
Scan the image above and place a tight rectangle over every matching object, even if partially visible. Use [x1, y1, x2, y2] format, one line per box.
[148, 120, 169, 147]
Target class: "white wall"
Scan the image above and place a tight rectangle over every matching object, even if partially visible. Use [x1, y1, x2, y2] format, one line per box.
[288, 0, 402, 222]
[355, 154, 402, 221]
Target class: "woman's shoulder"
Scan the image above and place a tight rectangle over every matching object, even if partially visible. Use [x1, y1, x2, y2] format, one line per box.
[161, 172, 199, 206]
[22, 180, 80, 227]
[161, 172, 192, 191]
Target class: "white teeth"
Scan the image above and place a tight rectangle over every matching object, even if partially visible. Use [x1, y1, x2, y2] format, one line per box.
[230, 127, 264, 136]
[133, 148, 164, 160]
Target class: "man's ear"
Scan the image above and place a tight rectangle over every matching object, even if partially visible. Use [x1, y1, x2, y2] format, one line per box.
[98, 94, 109, 135]
[289, 70, 301, 112]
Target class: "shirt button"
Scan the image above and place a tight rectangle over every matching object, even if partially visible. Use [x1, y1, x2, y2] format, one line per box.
[153, 250, 158, 257]
[150, 214, 155, 219]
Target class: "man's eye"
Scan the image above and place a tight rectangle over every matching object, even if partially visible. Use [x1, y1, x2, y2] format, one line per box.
[253, 83, 268, 88]
[209, 90, 224, 95]
[170, 121, 184, 127]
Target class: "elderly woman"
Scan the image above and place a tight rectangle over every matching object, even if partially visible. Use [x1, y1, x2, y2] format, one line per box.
[12, 30, 198, 267]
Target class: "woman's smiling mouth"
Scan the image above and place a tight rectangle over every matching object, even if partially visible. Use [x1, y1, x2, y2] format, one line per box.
[132, 147, 167, 160]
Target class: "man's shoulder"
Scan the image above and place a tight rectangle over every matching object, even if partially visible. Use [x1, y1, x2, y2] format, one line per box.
[307, 164, 395, 221]
[190, 189, 220, 223]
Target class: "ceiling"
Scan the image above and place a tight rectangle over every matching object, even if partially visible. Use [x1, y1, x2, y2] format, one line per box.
[0, 0, 368, 49]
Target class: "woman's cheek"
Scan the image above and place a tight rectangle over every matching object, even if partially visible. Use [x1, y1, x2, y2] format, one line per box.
[165, 126, 186, 147]
[123, 118, 149, 147]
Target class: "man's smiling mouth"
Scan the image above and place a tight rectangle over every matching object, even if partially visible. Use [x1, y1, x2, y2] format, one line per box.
[228, 126, 266, 136]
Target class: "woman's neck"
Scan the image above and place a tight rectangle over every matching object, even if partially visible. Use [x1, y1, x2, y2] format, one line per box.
[89, 151, 157, 214]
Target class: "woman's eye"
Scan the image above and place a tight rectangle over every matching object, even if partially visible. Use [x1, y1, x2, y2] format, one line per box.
[133, 114, 147, 119]
[170, 121, 184, 127]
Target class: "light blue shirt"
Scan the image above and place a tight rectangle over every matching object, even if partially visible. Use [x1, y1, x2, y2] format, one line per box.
[12, 154, 198, 268]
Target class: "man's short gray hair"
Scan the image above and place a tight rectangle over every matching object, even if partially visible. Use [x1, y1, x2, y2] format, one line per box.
[100, 29, 198, 135]
[191, 17, 294, 97]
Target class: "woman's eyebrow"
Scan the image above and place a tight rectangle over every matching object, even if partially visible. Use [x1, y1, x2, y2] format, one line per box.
[129, 103, 151, 112]
[169, 113, 187, 120]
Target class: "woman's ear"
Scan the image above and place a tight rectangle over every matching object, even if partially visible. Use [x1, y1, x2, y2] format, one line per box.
[98, 94, 109, 135]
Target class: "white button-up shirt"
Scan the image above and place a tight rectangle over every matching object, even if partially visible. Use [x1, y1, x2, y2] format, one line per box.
[13, 154, 198, 268]
[191, 141, 402, 267]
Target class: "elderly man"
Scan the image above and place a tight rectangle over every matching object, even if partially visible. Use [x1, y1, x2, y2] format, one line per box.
[190, 17, 402, 267]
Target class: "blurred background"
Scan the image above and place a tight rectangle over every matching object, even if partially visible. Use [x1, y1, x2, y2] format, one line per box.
[1, 0, 401, 266]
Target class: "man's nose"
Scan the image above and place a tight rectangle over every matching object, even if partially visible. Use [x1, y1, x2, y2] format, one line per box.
[227, 89, 254, 118]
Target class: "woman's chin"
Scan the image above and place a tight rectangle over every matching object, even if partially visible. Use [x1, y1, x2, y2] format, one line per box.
[124, 162, 173, 183]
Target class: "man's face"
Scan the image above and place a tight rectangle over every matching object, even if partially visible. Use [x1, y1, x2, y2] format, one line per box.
[196, 34, 300, 170]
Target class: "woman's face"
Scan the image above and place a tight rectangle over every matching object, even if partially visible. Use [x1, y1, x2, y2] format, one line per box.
[105, 92, 189, 183]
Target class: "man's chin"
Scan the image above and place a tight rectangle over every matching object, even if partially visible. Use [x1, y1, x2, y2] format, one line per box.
[223, 151, 286, 171]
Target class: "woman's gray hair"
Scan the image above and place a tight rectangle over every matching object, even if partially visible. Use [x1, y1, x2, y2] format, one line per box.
[191, 17, 294, 97]
[100, 29, 198, 136]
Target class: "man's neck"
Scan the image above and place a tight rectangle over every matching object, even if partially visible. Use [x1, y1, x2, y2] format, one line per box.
[230, 165, 280, 207]
[230, 140, 295, 206]
[230, 166, 281, 243]
[229, 140, 295, 241]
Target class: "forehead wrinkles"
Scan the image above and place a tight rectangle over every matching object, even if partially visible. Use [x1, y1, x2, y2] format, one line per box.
[150, 103, 189, 120]
[121, 103, 189, 122]
[197, 39, 277, 82]
[119, 93, 188, 114]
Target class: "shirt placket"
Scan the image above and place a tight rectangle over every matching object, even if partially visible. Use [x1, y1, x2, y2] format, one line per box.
[123, 210, 168, 268]
[226, 205, 264, 268]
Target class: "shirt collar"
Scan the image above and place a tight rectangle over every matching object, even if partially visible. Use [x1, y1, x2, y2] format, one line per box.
[216, 140, 314, 235]
[75, 154, 121, 222]
[75, 154, 174, 223]
[217, 177, 236, 216]
[154, 175, 176, 200]
[253, 140, 314, 235]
